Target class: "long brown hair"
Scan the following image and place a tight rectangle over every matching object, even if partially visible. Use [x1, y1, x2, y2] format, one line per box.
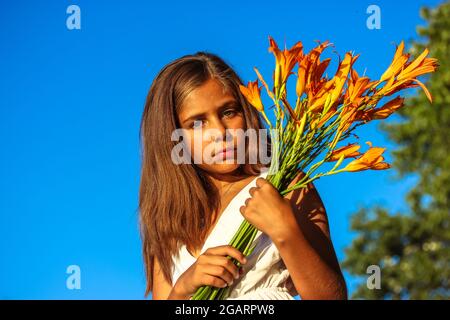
[139, 51, 270, 296]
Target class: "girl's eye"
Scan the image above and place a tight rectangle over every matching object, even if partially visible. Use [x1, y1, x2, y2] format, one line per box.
[223, 108, 238, 118]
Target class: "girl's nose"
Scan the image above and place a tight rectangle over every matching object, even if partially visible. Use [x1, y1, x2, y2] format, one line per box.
[210, 117, 227, 138]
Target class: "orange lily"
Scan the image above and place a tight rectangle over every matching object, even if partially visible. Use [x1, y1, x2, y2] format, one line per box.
[378, 77, 433, 102]
[308, 52, 358, 113]
[268, 36, 303, 97]
[329, 52, 359, 106]
[326, 143, 362, 162]
[365, 96, 405, 120]
[306, 40, 332, 81]
[376, 43, 437, 102]
[300, 41, 333, 102]
[310, 107, 337, 130]
[337, 106, 359, 133]
[397, 48, 439, 81]
[379, 41, 410, 82]
[311, 58, 331, 84]
[342, 141, 391, 172]
[239, 80, 264, 112]
[307, 78, 335, 112]
[345, 69, 372, 105]
[296, 54, 309, 98]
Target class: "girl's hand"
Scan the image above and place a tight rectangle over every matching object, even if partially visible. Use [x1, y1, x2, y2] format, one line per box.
[172, 245, 247, 299]
[239, 177, 298, 243]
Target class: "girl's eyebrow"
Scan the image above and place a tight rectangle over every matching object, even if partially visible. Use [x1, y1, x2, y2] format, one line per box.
[182, 100, 238, 124]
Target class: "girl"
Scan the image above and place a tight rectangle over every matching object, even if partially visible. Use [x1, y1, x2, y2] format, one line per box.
[138, 51, 347, 300]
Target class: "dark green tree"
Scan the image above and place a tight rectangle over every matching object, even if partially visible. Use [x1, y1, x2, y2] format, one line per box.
[343, 2, 450, 299]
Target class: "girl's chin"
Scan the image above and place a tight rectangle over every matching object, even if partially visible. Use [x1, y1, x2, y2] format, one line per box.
[201, 163, 242, 174]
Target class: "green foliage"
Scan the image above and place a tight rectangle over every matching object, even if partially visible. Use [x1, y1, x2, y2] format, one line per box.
[343, 2, 450, 299]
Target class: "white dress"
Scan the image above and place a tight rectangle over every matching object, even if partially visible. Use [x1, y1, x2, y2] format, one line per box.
[171, 169, 299, 300]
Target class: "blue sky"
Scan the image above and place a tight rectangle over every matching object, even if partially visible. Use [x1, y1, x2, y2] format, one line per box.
[0, 0, 444, 299]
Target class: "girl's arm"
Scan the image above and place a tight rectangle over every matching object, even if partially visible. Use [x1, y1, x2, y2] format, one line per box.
[241, 172, 348, 300]
[276, 172, 348, 299]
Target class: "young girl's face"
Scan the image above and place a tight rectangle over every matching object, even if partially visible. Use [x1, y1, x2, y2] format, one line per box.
[177, 78, 246, 176]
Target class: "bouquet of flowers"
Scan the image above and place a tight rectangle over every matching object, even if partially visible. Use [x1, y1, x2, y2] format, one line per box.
[192, 36, 438, 300]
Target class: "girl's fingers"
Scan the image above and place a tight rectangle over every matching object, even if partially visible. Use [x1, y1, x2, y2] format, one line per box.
[202, 273, 228, 289]
[204, 245, 247, 265]
[201, 264, 236, 287]
[202, 255, 240, 279]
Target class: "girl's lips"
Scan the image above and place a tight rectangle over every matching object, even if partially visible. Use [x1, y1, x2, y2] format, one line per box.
[214, 148, 236, 159]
